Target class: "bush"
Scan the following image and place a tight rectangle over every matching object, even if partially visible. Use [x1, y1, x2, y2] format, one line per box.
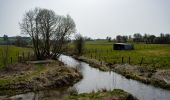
[74, 34, 85, 55]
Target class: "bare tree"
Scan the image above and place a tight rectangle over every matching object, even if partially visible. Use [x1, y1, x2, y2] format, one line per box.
[3, 35, 8, 41]
[74, 34, 85, 55]
[116, 35, 122, 43]
[15, 36, 28, 47]
[106, 36, 112, 42]
[20, 8, 76, 60]
[116, 35, 127, 43]
[51, 15, 76, 59]
[133, 33, 142, 42]
[20, 8, 41, 59]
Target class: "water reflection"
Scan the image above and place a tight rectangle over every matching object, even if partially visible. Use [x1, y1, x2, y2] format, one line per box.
[59, 55, 170, 100]
[10, 87, 77, 100]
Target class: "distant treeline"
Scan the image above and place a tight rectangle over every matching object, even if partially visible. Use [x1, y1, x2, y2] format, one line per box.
[0, 35, 31, 46]
[93, 33, 170, 44]
[115, 33, 170, 44]
[85, 33, 170, 44]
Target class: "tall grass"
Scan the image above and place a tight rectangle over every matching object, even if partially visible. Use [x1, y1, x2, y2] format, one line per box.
[0, 45, 31, 68]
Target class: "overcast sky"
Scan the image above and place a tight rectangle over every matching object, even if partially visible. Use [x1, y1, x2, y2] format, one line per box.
[0, 0, 170, 38]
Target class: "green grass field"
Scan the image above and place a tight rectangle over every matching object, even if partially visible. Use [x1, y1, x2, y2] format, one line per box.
[1, 41, 170, 70]
[79, 40, 170, 69]
[0, 45, 31, 68]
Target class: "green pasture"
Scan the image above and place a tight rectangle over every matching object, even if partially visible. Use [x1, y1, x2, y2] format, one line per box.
[0, 45, 31, 68]
[80, 40, 170, 69]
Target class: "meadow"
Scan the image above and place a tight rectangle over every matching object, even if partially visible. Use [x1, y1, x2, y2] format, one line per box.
[1, 41, 170, 70]
[79, 40, 170, 69]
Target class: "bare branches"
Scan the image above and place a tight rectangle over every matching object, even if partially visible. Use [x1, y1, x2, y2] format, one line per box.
[74, 34, 85, 55]
[20, 8, 76, 60]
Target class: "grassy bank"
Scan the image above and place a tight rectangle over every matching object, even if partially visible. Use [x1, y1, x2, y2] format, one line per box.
[0, 61, 82, 95]
[72, 55, 170, 89]
[63, 89, 137, 100]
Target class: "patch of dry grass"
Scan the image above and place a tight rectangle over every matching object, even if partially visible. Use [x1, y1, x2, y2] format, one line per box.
[62, 89, 137, 100]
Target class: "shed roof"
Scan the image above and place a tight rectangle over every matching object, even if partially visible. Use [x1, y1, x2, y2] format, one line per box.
[114, 43, 132, 45]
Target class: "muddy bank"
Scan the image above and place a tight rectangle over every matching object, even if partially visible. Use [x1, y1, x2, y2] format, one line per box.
[72, 55, 170, 90]
[63, 89, 138, 100]
[0, 61, 82, 96]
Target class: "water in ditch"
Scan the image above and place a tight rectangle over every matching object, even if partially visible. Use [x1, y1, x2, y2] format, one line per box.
[9, 55, 170, 100]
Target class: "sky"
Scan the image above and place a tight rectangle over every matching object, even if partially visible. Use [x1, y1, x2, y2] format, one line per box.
[0, 0, 170, 39]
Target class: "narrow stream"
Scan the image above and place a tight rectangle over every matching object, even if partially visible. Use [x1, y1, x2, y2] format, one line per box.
[10, 55, 170, 100]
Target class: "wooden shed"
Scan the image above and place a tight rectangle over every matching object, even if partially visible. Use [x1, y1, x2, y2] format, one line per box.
[113, 43, 134, 50]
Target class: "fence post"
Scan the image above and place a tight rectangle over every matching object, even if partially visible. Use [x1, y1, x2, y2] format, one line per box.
[122, 57, 124, 64]
[113, 61, 116, 64]
[11, 57, 12, 64]
[128, 56, 130, 64]
[17, 52, 19, 62]
[28, 52, 30, 60]
[140, 57, 143, 66]
[22, 52, 25, 62]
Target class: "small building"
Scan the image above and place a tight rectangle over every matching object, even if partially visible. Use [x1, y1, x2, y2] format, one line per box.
[113, 43, 134, 50]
